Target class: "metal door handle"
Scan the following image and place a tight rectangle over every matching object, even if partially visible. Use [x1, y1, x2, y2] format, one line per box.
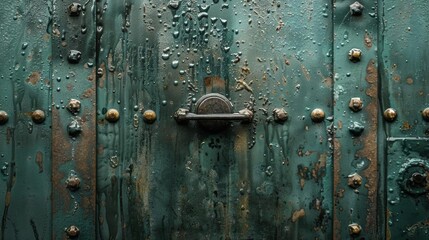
[174, 108, 253, 123]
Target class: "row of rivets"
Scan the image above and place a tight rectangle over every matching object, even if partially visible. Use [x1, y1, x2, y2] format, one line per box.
[0, 110, 46, 124]
[105, 108, 157, 124]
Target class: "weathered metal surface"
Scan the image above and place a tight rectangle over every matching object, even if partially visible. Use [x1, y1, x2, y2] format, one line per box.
[0, 0, 52, 239]
[333, 0, 381, 239]
[96, 0, 332, 239]
[0, 0, 427, 239]
[51, 0, 97, 239]
[379, 0, 429, 239]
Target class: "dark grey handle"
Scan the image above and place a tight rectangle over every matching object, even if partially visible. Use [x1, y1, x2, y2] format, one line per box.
[174, 108, 253, 124]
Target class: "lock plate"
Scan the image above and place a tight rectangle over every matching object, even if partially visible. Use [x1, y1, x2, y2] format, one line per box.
[195, 93, 233, 132]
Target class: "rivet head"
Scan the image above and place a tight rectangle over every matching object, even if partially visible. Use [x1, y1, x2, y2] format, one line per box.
[67, 50, 82, 64]
[31, 110, 45, 124]
[383, 108, 397, 122]
[68, 3, 82, 16]
[311, 108, 325, 123]
[348, 122, 365, 136]
[421, 107, 429, 121]
[349, 97, 363, 112]
[67, 119, 82, 137]
[65, 225, 80, 238]
[67, 99, 81, 115]
[348, 223, 362, 236]
[66, 176, 80, 191]
[348, 48, 362, 62]
[350, 1, 364, 16]
[143, 110, 157, 124]
[273, 108, 288, 123]
[347, 173, 363, 189]
[0, 111, 8, 125]
[105, 109, 120, 123]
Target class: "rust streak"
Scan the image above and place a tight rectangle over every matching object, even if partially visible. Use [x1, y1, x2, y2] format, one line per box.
[301, 65, 311, 81]
[333, 138, 342, 239]
[204, 76, 225, 93]
[35, 151, 43, 173]
[364, 32, 373, 49]
[26, 72, 41, 85]
[291, 209, 305, 223]
[357, 59, 378, 236]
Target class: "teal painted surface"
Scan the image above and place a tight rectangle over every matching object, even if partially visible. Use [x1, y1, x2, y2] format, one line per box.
[379, 0, 429, 239]
[95, 0, 332, 239]
[51, 0, 97, 239]
[0, 0, 52, 239]
[0, 0, 428, 239]
[333, 0, 382, 239]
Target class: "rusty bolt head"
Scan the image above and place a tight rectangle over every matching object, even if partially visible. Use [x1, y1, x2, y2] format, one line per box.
[67, 99, 81, 115]
[31, 110, 45, 124]
[143, 110, 157, 124]
[67, 50, 82, 64]
[350, 1, 364, 16]
[67, 119, 82, 137]
[273, 108, 288, 123]
[348, 48, 362, 62]
[105, 109, 120, 123]
[65, 225, 80, 238]
[411, 172, 427, 186]
[348, 173, 363, 189]
[383, 108, 397, 122]
[66, 176, 81, 191]
[422, 107, 429, 121]
[349, 97, 363, 112]
[348, 223, 362, 236]
[68, 3, 82, 16]
[311, 108, 325, 123]
[0, 111, 8, 125]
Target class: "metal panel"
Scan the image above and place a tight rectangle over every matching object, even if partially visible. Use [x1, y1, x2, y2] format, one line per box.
[96, 0, 333, 239]
[51, 1, 97, 239]
[333, 0, 382, 239]
[0, 0, 52, 239]
[379, 1, 429, 239]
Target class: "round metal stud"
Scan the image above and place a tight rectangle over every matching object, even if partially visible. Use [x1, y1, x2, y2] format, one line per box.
[66, 176, 81, 191]
[31, 110, 46, 124]
[67, 50, 82, 64]
[68, 3, 82, 16]
[65, 225, 80, 238]
[67, 119, 82, 137]
[349, 97, 363, 112]
[421, 107, 429, 121]
[383, 108, 397, 122]
[143, 110, 157, 124]
[67, 99, 81, 115]
[349, 1, 364, 16]
[348, 48, 362, 62]
[347, 173, 363, 189]
[273, 108, 288, 123]
[348, 223, 362, 236]
[311, 108, 325, 123]
[105, 109, 120, 123]
[0, 111, 8, 125]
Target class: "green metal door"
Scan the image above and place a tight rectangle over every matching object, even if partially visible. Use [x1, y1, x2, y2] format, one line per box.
[0, 0, 428, 239]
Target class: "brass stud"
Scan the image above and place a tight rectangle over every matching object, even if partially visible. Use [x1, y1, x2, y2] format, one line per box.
[349, 1, 364, 16]
[383, 108, 397, 122]
[273, 108, 288, 123]
[348, 48, 362, 62]
[65, 225, 80, 238]
[0, 111, 8, 125]
[67, 99, 81, 115]
[66, 176, 81, 191]
[311, 108, 325, 123]
[143, 110, 157, 124]
[347, 173, 362, 189]
[31, 110, 45, 124]
[348, 223, 362, 236]
[349, 97, 363, 112]
[105, 109, 120, 123]
[422, 107, 429, 121]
